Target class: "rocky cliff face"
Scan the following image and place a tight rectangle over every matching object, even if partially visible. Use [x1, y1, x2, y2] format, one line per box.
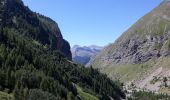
[71, 45, 103, 65]
[89, 0, 170, 93]
[91, 0, 170, 67]
[0, 0, 72, 59]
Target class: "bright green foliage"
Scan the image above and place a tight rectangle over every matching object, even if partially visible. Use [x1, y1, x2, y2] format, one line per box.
[77, 86, 99, 100]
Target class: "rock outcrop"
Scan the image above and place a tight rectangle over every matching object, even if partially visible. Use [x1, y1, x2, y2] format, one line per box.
[91, 0, 170, 67]
[89, 0, 170, 93]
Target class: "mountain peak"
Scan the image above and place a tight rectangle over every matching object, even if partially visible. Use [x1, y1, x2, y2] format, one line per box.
[0, 0, 72, 59]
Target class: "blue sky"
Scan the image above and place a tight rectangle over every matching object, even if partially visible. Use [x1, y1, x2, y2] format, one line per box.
[23, 0, 162, 47]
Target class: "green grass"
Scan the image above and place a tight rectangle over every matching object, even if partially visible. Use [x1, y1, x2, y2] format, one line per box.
[77, 86, 99, 100]
[0, 91, 13, 100]
[101, 62, 154, 82]
[32, 40, 41, 46]
[100, 56, 170, 83]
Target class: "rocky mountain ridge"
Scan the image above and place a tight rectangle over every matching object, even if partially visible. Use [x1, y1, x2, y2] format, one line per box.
[90, 0, 170, 94]
[91, 1, 170, 67]
[0, 0, 72, 59]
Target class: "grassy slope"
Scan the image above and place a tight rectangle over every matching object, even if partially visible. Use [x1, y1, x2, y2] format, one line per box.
[154, 56, 170, 69]
[101, 62, 154, 82]
[100, 56, 170, 83]
[77, 86, 99, 100]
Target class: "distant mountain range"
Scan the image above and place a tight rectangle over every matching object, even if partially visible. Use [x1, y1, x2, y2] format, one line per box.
[71, 45, 103, 65]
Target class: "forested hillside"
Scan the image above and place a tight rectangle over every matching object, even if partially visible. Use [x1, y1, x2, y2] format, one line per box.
[0, 0, 125, 100]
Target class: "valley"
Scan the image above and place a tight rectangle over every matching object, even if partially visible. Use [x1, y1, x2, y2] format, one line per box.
[0, 0, 125, 100]
[1, 0, 170, 100]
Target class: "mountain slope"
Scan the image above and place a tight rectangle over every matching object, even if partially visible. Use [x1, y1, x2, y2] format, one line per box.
[91, 0, 170, 93]
[0, 0, 125, 100]
[0, 0, 72, 59]
[71, 45, 103, 65]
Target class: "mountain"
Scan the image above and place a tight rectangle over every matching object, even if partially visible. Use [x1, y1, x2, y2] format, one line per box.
[71, 45, 103, 65]
[91, 0, 170, 93]
[0, 0, 72, 60]
[0, 0, 125, 100]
